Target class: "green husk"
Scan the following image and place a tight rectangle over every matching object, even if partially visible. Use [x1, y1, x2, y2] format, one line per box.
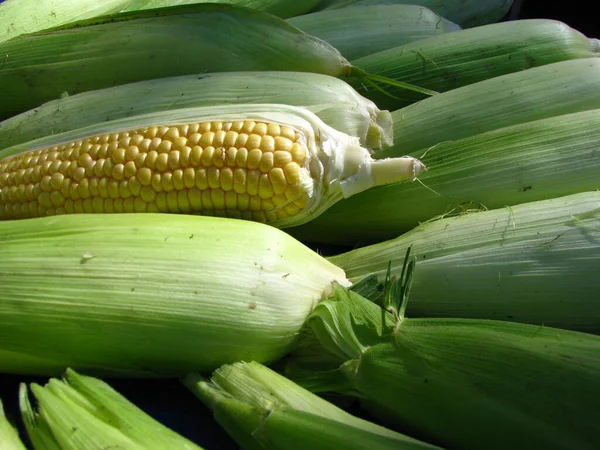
[377, 58, 600, 158]
[183, 361, 440, 449]
[0, 0, 131, 43]
[288, 108, 600, 245]
[121, 0, 321, 18]
[0, 4, 350, 121]
[0, 398, 26, 449]
[312, 0, 513, 28]
[0, 71, 393, 152]
[285, 283, 600, 450]
[327, 191, 600, 333]
[20, 368, 202, 449]
[350, 19, 600, 110]
[287, 4, 460, 61]
[0, 213, 349, 376]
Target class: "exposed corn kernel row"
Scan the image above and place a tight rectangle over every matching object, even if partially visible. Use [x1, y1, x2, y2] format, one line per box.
[0, 121, 312, 222]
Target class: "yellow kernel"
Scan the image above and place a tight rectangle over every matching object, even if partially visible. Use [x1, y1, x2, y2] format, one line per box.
[247, 149, 262, 170]
[150, 138, 162, 151]
[213, 148, 226, 168]
[211, 189, 225, 209]
[201, 190, 213, 210]
[260, 135, 275, 152]
[103, 198, 115, 213]
[274, 136, 293, 152]
[113, 198, 124, 213]
[162, 172, 174, 192]
[139, 138, 152, 152]
[119, 180, 132, 198]
[108, 179, 120, 199]
[182, 168, 195, 189]
[124, 197, 135, 212]
[173, 169, 185, 190]
[294, 192, 310, 209]
[188, 133, 202, 146]
[214, 130, 226, 147]
[135, 152, 147, 168]
[207, 167, 220, 189]
[248, 195, 261, 212]
[246, 134, 261, 151]
[231, 121, 244, 132]
[242, 121, 255, 133]
[225, 191, 237, 209]
[199, 131, 215, 148]
[221, 168, 234, 191]
[180, 146, 191, 166]
[169, 150, 181, 170]
[189, 188, 202, 210]
[145, 151, 158, 169]
[112, 164, 125, 181]
[50, 172, 64, 191]
[178, 190, 190, 212]
[156, 153, 169, 171]
[157, 140, 172, 154]
[78, 179, 91, 199]
[111, 148, 126, 164]
[272, 193, 288, 207]
[238, 193, 250, 210]
[123, 161, 137, 178]
[63, 199, 74, 214]
[280, 126, 295, 141]
[225, 147, 237, 167]
[125, 146, 139, 162]
[233, 168, 247, 194]
[98, 177, 109, 198]
[246, 170, 260, 196]
[166, 190, 179, 212]
[283, 162, 302, 185]
[284, 184, 304, 202]
[92, 197, 104, 213]
[69, 182, 80, 201]
[59, 178, 71, 198]
[259, 153, 274, 173]
[273, 150, 293, 167]
[146, 127, 159, 138]
[196, 168, 208, 190]
[151, 174, 162, 193]
[58, 161, 70, 175]
[129, 176, 142, 197]
[93, 159, 106, 177]
[224, 131, 238, 148]
[236, 133, 248, 148]
[138, 167, 152, 186]
[178, 124, 189, 137]
[130, 134, 144, 147]
[157, 126, 169, 138]
[210, 122, 223, 132]
[269, 168, 287, 195]
[284, 202, 301, 217]
[291, 143, 307, 165]
[201, 146, 215, 167]
[258, 174, 274, 200]
[164, 127, 179, 141]
[134, 197, 147, 213]
[40, 175, 52, 192]
[155, 192, 168, 212]
[140, 186, 156, 203]
[251, 211, 267, 222]
[190, 146, 202, 166]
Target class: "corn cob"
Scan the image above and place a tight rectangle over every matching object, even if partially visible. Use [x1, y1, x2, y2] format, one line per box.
[312, 0, 513, 27]
[20, 369, 202, 449]
[350, 19, 600, 110]
[0, 212, 349, 377]
[184, 361, 441, 450]
[289, 109, 600, 244]
[287, 4, 460, 61]
[377, 58, 600, 158]
[0, 105, 423, 227]
[0, 398, 26, 450]
[0, 0, 131, 43]
[0, 4, 355, 121]
[0, 71, 393, 152]
[328, 191, 600, 333]
[285, 283, 600, 450]
[121, 0, 321, 18]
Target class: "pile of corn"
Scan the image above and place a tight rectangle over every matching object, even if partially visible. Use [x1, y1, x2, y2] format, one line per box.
[1, 1, 599, 449]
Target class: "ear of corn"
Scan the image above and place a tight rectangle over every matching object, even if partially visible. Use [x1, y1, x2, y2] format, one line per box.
[377, 58, 600, 158]
[0, 104, 423, 227]
[183, 361, 441, 450]
[121, 0, 321, 18]
[0, 0, 130, 43]
[287, 4, 460, 61]
[327, 191, 600, 333]
[20, 368, 203, 449]
[313, 0, 513, 28]
[285, 283, 600, 450]
[350, 19, 600, 110]
[0, 71, 393, 152]
[0, 213, 349, 376]
[289, 108, 600, 244]
[0, 4, 352, 120]
[0, 398, 26, 450]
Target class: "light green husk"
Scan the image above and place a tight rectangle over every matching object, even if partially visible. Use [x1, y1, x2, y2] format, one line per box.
[0, 398, 26, 450]
[350, 19, 600, 110]
[183, 361, 440, 449]
[288, 108, 600, 244]
[121, 0, 321, 18]
[20, 368, 202, 449]
[378, 58, 600, 158]
[287, 4, 460, 61]
[328, 191, 600, 333]
[313, 0, 513, 28]
[0, 71, 393, 152]
[0, 4, 351, 120]
[285, 283, 600, 450]
[0, 213, 349, 376]
[0, 0, 131, 43]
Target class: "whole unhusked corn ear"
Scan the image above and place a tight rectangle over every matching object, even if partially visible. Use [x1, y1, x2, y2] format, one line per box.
[0, 104, 424, 228]
[121, 0, 321, 18]
[314, 0, 513, 28]
[0, 71, 393, 152]
[287, 4, 460, 61]
[0, 3, 353, 120]
[20, 369, 203, 449]
[0, 213, 350, 377]
[0, 398, 26, 450]
[351, 19, 600, 110]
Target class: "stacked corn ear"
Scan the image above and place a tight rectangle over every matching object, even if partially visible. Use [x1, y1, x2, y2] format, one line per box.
[20, 369, 202, 449]
[0, 104, 424, 225]
[312, 0, 513, 28]
[0, 71, 393, 152]
[285, 284, 600, 450]
[183, 361, 440, 449]
[378, 58, 600, 158]
[328, 191, 600, 333]
[0, 4, 355, 120]
[0, 398, 26, 450]
[289, 108, 600, 244]
[350, 20, 600, 110]
[0, 0, 131, 43]
[0, 213, 349, 376]
[287, 4, 460, 61]
[120, 0, 321, 18]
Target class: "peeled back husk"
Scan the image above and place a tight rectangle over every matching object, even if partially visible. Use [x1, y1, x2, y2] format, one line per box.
[0, 398, 26, 450]
[0, 71, 393, 152]
[0, 213, 349, 376]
